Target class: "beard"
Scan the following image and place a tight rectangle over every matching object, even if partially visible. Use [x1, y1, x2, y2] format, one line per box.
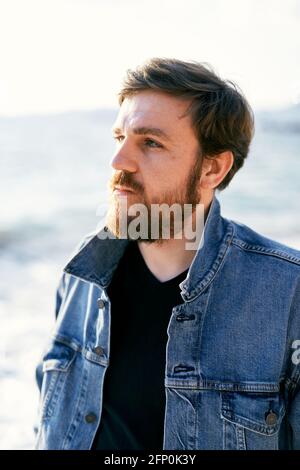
[105, 153, 203, 244]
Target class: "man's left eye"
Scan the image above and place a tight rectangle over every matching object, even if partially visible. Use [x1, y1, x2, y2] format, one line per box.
[144, 139, 162, 148]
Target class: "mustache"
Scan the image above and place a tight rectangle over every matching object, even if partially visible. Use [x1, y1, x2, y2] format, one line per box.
[109, 171, 144, 193]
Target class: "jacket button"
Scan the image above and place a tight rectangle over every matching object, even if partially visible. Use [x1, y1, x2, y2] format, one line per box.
[85, 413, 97, 424]
[93, 346, 104, 356]
[97, 298, 105, 309]
[265, 410, 277, 425]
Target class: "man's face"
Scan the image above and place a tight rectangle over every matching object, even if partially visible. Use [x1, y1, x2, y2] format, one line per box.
[106, 90, 203, 241]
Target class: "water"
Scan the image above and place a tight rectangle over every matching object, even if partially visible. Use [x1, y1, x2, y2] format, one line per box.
[0, 107, 299, 449]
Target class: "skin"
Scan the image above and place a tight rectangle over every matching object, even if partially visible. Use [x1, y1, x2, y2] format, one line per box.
[108, 89, 234, 282]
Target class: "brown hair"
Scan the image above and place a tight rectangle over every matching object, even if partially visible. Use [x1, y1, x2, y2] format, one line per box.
[118, 57, 255, 191]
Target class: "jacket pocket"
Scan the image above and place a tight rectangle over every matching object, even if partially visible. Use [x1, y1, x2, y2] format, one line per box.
[220, 391, 286, 450]
[39, 340, 77, 420]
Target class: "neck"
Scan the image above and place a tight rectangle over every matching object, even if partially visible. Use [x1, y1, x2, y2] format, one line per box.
[137, 194, 213, 282]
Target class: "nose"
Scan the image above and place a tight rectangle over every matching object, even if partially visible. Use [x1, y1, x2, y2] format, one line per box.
[110, 140, 138, 173]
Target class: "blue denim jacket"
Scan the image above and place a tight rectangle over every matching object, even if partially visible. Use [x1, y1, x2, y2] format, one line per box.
[34, 195, 300, 450]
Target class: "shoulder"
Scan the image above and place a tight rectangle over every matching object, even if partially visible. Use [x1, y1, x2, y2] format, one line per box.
[59, 228, 101, 286]
[227, 218, 300, 269]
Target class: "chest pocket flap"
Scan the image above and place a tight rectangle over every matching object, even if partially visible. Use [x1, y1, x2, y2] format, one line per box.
[221, 391, 286, 435]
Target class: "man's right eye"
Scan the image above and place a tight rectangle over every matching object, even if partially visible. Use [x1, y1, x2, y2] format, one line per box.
[113, 135, 124, 142]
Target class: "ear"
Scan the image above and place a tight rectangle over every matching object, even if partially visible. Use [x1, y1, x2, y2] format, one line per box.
[200, 151, 234, 189]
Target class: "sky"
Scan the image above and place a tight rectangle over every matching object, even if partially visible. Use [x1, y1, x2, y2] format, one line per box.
[0, 0, 300, 116]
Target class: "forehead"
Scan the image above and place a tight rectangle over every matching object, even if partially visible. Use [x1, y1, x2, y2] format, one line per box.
[114, 90, 193, 132]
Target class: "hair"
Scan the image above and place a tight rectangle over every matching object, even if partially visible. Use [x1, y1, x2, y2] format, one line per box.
[118, 57, 255, 191]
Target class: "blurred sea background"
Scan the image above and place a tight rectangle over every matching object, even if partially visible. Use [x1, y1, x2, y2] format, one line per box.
[0, 105, 300, 449]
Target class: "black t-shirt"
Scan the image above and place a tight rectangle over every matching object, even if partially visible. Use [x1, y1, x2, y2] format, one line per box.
[91, 240, 188, 450]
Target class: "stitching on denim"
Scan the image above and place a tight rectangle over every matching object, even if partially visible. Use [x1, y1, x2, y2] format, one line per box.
[236, 425, 246, 450]
[231, 238, 300, 266]
[183, 224, 235, 302]
[165, 380, 280, 392]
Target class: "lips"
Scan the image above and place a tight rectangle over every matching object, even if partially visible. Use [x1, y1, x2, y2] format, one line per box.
[113, 186, 136, 197]
[115, 186, 132, 191]
[114, 186, 135, 193]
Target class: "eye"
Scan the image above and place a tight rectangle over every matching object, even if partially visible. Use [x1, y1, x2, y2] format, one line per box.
[113, 135, 124, 143]
[113, 135, 163, 149]
[144, 139, 163, 148]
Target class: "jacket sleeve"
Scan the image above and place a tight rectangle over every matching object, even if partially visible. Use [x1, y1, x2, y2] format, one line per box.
[33, 271, 67, 438]
[288, 380, 300, 449]
[35, 272, 67, 388]
[33, 229, 102, 440]
[286, 275, 300, 449]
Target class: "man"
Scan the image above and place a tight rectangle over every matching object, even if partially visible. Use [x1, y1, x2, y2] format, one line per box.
[34, 58, 300, 450]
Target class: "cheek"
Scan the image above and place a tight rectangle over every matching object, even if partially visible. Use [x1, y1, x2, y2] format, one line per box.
[146, 172, 180, 203]
[146, 169, 170, 191]
[141, 151, 192, 194]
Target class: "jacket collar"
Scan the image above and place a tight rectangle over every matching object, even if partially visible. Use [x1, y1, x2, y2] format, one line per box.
[63, 194, 234, 301]
[179, 194, 234, 301]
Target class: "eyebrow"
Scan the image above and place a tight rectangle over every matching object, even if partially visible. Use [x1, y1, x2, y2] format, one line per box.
[112, 126, 172, 142]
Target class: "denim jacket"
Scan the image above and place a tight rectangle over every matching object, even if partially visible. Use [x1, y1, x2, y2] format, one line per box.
[34, 195, 300, 450]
